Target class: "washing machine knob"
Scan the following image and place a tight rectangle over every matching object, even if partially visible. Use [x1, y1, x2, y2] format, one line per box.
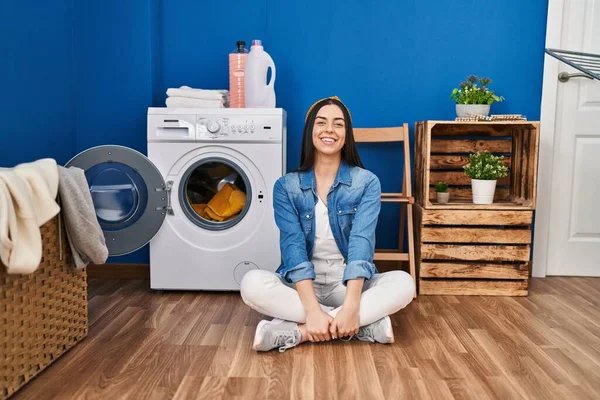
[206, 120, 221, 133]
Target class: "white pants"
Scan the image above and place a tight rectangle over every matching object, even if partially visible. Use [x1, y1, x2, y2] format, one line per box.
[240, 263, 415, 326]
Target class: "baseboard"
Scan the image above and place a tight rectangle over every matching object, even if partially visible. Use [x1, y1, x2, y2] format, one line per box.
[87, 264, 150, 279]
[86, 261, 405, 280]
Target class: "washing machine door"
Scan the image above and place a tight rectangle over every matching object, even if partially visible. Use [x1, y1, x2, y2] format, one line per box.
[65, 145, 168, 256]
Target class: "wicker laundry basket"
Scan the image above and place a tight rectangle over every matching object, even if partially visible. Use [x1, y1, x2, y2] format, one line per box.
[0, 214, 88, 399]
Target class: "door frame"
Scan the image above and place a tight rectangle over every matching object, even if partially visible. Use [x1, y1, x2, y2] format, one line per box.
[533, 0, 566, 277]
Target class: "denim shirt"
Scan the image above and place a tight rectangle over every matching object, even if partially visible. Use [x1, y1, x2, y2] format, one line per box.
[273, 161, 381, 285]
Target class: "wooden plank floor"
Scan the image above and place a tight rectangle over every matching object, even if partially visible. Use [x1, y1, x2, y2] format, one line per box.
[12, 277, 600, 399]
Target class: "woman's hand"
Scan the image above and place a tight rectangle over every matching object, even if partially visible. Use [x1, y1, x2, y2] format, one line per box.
[306, 309, 333, 342]
[295, 279, 333, 342]
[330, 304, 360, 339]
[330, 278, 363, 339]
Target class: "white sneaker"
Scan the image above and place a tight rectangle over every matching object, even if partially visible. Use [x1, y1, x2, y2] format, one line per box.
[356, 316, 394, 344]
[252, 319, 302, 352]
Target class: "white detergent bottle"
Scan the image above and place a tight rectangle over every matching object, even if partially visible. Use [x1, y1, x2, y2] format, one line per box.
[244, 39, 276, 108]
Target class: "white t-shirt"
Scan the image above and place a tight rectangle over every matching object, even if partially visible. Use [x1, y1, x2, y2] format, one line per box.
[311, 197, 344, 262]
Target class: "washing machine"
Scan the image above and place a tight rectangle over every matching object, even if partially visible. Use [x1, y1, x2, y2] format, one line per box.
[66, 107, 286, 291]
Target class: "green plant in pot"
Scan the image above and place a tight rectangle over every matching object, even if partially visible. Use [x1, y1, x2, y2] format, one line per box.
[463, 151, 508, 204]
[450, 75, 504, 117]
[434, 181, 449, 204]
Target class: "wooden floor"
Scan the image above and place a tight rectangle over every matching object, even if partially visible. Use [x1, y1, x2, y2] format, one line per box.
[12, 277, 600, 400]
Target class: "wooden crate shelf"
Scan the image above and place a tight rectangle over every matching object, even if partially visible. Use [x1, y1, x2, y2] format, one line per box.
[419, 279, 528, 296]
[414, 121, 539, 210]
[414, 205, 531, 296]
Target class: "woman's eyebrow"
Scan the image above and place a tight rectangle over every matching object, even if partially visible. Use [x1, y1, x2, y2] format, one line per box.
[315, 116, 345, 121]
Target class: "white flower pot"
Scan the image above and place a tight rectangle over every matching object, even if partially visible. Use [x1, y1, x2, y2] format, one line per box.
[456, 104, 490, 118]
[436, 192, 449, 204]
[471, 179, 497, 204]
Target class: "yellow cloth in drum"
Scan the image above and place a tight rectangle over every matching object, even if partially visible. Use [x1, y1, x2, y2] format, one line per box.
[192, 183, 246, 222]
[191, 203, 211, 220]
[207, 183, 246, 221]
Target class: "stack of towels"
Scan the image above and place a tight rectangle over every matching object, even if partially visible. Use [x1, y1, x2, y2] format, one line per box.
[166, 86, 229, 108]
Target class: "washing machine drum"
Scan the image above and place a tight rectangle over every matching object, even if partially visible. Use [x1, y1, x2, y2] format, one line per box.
[178, 157, 252, 231]
[66, 145, 168, 256]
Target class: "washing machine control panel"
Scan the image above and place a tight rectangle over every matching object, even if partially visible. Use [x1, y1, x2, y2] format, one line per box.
[196, 115, 282, 142]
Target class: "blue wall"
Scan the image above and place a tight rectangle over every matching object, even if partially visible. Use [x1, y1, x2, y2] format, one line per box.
[0, 0, 549, 264]
[0, 0, 75, 167]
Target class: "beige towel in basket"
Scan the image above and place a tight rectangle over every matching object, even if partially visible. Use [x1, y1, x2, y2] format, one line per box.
[0, 158, 60, 274]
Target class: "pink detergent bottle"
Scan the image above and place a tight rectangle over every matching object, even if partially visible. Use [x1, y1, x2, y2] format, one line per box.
[229, 41, 248, 108]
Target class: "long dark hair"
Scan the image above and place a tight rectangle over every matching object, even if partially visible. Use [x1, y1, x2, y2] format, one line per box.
[297, 97, 364, 171]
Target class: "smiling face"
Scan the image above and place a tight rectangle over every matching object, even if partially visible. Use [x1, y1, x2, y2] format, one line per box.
[298, 97, 364, 172]
[312, 104, 347, 158]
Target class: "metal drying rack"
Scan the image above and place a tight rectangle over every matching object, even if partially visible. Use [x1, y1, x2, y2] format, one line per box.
[545, 48, 600, 82]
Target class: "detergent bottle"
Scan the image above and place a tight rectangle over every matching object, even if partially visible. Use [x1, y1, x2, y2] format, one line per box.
[244, 40, 276, 108]
[229, 41, 248, 108]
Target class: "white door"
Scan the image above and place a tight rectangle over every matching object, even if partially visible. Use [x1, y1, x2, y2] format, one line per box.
[535, 0, 600, 276]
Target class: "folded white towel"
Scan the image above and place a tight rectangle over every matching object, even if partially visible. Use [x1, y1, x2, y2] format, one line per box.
[0, 158, 60, 274]
[166, 97, 225, 108]
[166, 86, 229, 101]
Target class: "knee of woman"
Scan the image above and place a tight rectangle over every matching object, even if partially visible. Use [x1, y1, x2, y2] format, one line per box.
[240, 269, 275, 305]
[240, 269, 262, 302]
[387, 270, 416, 307]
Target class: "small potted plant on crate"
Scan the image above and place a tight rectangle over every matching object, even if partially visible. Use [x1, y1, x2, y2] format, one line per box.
[434, 181, 449, 204]
[463, 151, 508, 204]
[450, 75, 504, 117]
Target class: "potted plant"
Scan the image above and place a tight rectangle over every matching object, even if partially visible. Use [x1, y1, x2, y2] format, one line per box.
[450, 75, 504, 117]
[434, 181, 449, 204]
[463, 151, 508, 204]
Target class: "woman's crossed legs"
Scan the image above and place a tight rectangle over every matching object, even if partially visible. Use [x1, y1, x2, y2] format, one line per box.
[240, 269, 415, 351]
